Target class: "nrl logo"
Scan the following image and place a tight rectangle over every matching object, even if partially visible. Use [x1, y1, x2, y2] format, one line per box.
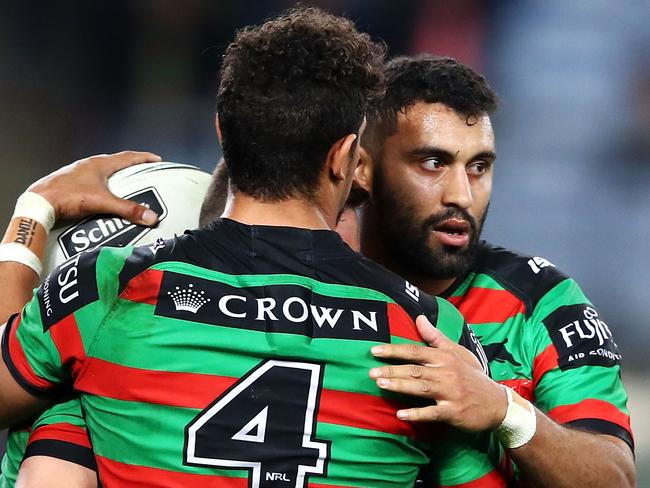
[57, 187, 168, 259]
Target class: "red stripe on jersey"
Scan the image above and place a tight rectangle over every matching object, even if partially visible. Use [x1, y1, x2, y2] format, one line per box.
[27, 422, 91, 449]
[77, 359, 424, 438]
[387, 303, 421, 341]
[548, 399, 632, 432]
[318, 388, 425, 439]
[440, 468, 507, 488]
[49, 314, 86, 378]
[96, 456, 248, 487]
[532, 344, 559, 388]
[7, 314, 54, 390]
[119, 268, 164, 305]
[77, 358, 236, 408]
[498, 379, 535, 402]
[448, 288, 525, 324]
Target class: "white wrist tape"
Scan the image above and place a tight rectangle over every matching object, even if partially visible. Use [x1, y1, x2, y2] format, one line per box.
[0, 243, 43, 278]
[12, 191, 56, 233]
[496, 385, 537, 449]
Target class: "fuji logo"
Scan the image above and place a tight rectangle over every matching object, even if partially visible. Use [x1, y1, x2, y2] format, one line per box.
[168, 284, 210, 313]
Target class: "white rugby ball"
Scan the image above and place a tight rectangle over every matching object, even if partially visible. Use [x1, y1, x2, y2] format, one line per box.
[43, 162, 212, 275]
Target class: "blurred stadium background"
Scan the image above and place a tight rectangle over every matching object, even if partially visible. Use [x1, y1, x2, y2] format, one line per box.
[1, 0, 648, 483]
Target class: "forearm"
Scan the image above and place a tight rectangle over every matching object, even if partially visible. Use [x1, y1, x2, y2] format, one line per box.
[0, 217, 47, 323]
[510, 409, 635, 487]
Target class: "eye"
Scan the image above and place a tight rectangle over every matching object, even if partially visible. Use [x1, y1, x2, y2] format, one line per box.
[467, 160, 490, 176]
[420, 158, 443, 171]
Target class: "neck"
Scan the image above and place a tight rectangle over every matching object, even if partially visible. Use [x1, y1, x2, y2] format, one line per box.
[222, 191, 337, 230]
[359, 207, 456, 297]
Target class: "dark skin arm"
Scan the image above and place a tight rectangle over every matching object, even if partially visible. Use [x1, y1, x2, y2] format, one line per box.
[370, 316, 636, 488]
[1, 151, 162, 487]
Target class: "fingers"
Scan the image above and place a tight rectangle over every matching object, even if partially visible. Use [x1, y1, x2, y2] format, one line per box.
[100, 151, 162, 175]
[372, 373, 444, 400]
[415, 315, 461, 351]
[396, 404, 451, 422]
[102, 194, 159, 226]
[371, 342, 445, 365]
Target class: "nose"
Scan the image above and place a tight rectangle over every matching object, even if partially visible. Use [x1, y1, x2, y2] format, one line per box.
[441, 166, 472, 209]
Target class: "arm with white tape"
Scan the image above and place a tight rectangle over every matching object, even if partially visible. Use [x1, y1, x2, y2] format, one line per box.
[0, 151, 162, 324]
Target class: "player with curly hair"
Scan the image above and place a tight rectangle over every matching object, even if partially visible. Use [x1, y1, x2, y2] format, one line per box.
[0, 9, 492, 488]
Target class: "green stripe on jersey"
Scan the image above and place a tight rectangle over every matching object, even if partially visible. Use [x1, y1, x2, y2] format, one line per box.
[314, 423, 426, 488]
[449, 273, 504, 296]
[0, 429, 29, 488]
[534, 365, 629, 414]
[87, 305, 417, 397]
[529, 279, 590, 323]
[434, 297, 464, 343]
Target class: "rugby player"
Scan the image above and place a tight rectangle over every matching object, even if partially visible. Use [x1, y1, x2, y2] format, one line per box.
[0, 8, 493, 487]
[356, 56, 635, 486]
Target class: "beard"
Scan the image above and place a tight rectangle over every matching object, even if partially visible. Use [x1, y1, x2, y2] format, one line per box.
[371, 171, 488, 280]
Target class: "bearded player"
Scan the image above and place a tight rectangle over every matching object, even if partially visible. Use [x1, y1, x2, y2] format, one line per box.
[357, 56, 634, 486]
[0, 8, 494, 487]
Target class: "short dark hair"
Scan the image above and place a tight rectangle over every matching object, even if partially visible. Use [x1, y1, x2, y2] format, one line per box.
[217, 7, 385, 201]
[364, 56, 498, 157]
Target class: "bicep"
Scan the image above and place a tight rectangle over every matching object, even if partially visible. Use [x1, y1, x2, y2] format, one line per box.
[17, 457, 97, 488]
[0, 354, 49, 428]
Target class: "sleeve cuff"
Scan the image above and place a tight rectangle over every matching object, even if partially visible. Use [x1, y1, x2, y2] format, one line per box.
[567, 418, 634, 452]
[2, 314, 60, 398]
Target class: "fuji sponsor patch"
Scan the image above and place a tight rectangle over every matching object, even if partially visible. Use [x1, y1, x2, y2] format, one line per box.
[543, 304, 621, 370]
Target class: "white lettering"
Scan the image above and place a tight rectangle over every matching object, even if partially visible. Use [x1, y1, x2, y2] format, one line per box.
[351, 310, 378, 332]
[88, 227, 104, 243]
[218, 295, 247, 318]
[527, 256, 554, 274]
[70, 230, 91, 252]
[256, 298, 278, 321]
[283, 297, 308, 323]
[310, 306, 344, 328]
[559, 321, 579, 347]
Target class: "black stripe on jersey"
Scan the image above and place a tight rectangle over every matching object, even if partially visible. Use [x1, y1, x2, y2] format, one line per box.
[119, 220, 440, 340]
[567, 418, 634, 452]
[23, 439, 98, 471]
[155, 271, 391, 342]
[471, 242, 569, 318]
[37, 248, 100, 331]
[2, 315, 57, 398]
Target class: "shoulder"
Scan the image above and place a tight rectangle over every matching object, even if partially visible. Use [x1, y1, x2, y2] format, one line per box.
[116, 229, 211, 294]
[478, 243, 620, 370]
[37, 246, 133, 329]
[347, 253, 438, 315]
[474, 242, 578, 317]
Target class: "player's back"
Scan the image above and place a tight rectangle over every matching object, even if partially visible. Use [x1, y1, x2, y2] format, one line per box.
[9, 219, 476, 487]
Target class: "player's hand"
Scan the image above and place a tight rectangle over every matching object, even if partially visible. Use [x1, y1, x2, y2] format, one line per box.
[27, 151, 162, 225]
[369, 315, 508, 432]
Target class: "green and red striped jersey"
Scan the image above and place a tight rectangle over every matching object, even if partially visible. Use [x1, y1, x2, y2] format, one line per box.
[442, 241, 632, 479]
[2, 219, 496, 488]
[0, 397, 95, 488]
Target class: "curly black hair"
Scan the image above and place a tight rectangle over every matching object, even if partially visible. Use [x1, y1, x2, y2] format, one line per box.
[364, 55, 498, 157]
[217, 7, 385, 201]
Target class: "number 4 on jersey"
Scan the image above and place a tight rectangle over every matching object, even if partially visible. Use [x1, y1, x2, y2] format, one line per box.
[184, 360, 330, 488]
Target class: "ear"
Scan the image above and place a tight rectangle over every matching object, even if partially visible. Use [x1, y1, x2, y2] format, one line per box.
[354, 145, 374, 193]
[215, 115, 223, 144]
[328, 133, 358, 182]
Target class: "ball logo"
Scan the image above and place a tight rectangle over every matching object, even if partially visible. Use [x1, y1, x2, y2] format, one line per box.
[56, 187, 168, 259]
